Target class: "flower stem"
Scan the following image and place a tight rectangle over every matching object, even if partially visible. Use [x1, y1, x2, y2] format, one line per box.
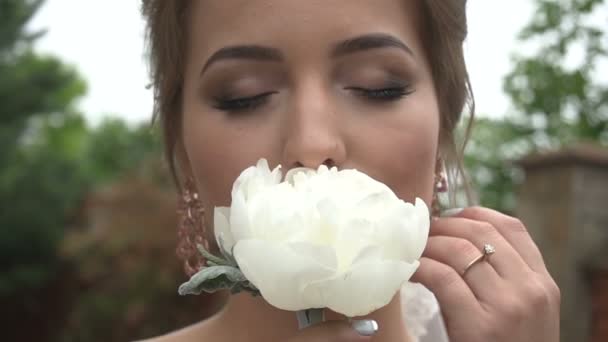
[296, 308, 325, 329]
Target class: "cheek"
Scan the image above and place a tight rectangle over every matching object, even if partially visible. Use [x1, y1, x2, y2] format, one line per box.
[180, 55, 260, 210]
[181, 106, 279, 210]
[182, 111, 242, 208]
[397, 100, 440, 203]
[354, 91, 440, 204]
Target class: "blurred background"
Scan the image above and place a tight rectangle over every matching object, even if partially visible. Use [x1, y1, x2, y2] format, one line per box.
[0, 0, 606, 341]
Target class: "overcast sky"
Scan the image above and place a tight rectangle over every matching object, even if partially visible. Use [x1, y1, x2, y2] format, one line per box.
[28, 0, 535, 126]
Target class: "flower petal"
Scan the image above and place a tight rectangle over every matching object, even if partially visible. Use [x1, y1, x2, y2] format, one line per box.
[214, 206, 235, 253]
[288, 241, 337, 270]
[284, 167, 315, 185]
[373, 198, 429, 262]
[230, 190, 252, 241]
[410, 198, 430, 259]
[351, 245, 383, 264]
[302, 260, 419, 317]
[233, 239, 335, 311]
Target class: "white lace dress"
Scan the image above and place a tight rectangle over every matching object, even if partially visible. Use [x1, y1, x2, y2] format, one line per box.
[401, 282, 450, 342]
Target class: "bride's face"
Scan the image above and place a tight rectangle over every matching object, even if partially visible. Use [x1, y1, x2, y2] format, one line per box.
[180, 0, 440, 215]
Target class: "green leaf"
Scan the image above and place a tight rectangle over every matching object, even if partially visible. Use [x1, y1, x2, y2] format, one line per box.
[217, 235, 238, 266]
[178, 265, 247, 295]
[196, 243, 234, 267]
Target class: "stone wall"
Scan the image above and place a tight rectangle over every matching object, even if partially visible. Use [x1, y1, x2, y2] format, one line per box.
[515, 143, 608, 342]
[591, 270, 608, 342]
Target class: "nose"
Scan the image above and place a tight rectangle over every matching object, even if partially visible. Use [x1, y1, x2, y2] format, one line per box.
[281, 81, 346, 170]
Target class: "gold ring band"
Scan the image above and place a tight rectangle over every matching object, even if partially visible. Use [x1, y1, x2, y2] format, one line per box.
[462, 243, 496, 276]
[462, 254, 484, 276]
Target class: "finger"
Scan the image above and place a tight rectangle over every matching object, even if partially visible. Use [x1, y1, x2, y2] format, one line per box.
[431, 217, 530, 278]
[287, 319, 374, 341]
[411, 257, 483, 320]
[423, 235, 503, 300]
[452, 207, 547, 273]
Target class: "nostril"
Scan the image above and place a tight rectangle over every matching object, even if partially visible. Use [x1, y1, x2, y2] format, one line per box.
[293, 158, 335, 169]
[323, 158, 335, 168]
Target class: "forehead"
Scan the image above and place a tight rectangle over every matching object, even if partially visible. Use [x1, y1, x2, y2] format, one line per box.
[187, 0, 426, 62]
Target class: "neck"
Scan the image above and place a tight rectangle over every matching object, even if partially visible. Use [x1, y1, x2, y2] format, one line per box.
[214, 290, 413, 341]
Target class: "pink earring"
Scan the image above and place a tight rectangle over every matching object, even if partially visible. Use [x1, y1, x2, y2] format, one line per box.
[176, 179, 209, 277]
[432, 159, 448, 217]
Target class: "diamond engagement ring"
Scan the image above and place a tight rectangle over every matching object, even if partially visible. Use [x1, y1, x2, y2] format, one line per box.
[462, 243, 496, 276]
[483, 243, 496, 255]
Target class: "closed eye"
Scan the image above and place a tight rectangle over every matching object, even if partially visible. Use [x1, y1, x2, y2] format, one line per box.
[212, 86, 414, 114]
[212, 91, 277, 112]
[346, 86, 415, 101]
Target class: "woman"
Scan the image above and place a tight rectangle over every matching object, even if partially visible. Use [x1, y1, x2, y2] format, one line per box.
[140, 0, 560, 341]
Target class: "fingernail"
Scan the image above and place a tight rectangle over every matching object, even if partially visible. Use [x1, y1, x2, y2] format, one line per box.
[440, 207, 464, 217]
[351, 319, 378, 336]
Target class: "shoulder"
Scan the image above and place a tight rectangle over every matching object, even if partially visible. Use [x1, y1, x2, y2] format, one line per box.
[134, 315, 227, 342]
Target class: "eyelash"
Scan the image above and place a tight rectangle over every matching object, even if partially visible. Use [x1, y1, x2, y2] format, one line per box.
[212, 92, 277, 112]
[347, 86, 414, 101]
[212, 86, 414, 113]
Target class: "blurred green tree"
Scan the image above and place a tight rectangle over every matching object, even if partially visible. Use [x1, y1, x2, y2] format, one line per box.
[463, 118, 533, 213]
[1, 1, 163, 340]
[84, 118, 162, 183]
[0, 1, 91, 339]
[465, 0, 607, 213]
[0, 0, 88, 297]
[504, 0, 608, 144]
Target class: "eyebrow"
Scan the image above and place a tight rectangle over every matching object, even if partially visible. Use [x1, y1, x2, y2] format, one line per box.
[331, 33, 415, 59]
[200, 33, 415, 76]
[200, 45, 283, 75]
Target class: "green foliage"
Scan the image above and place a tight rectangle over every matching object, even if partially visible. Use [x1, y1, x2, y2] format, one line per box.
[178, 244, 259, 296]
[1, 3, 163, 341]
[0, 0, 88, 296]
[464, 118, 531, 213]
[466, 0, 607, 213]
[1, 115, 162, 297]
[56, 175, 212, 342]
[0, 0, 45, 55]
[84, 118, 161, 182]
[504, 0, 608, 145]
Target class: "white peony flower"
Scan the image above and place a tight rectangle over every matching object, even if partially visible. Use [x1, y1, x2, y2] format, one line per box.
[213, 158, 430, 317]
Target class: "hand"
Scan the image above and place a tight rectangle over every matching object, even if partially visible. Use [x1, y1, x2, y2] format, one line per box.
[412, 206, 561, 342]
[285, 320, 377, 342]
